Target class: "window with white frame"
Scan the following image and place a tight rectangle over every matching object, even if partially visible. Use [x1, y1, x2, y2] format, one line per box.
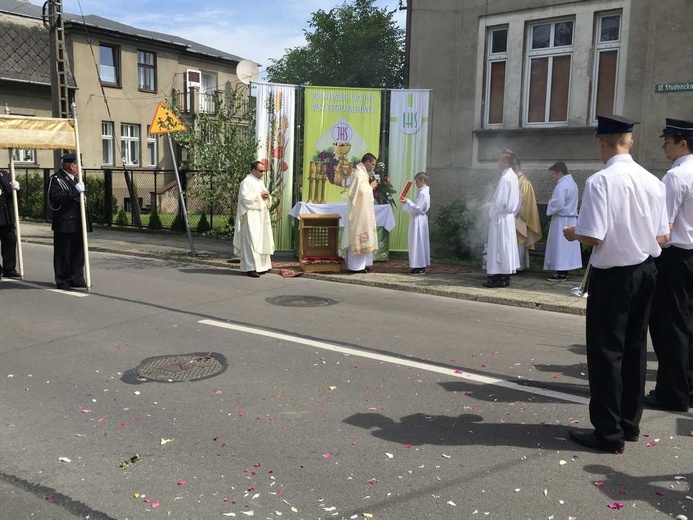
[524, 19, 574, 125]
[591, 12, 621, 122]
[102, 121, 114, 165]
[485, 26, 508, 126]
[146, 125, 157, 167]
[121, 123, 140, 166]
[11, 149, 35, 163]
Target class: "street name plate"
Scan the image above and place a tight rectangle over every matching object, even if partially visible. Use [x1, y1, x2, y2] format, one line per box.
[655, 82, 693, 93]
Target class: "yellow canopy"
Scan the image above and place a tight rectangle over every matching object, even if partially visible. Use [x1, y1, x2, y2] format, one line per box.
[0, 115, 76, 150]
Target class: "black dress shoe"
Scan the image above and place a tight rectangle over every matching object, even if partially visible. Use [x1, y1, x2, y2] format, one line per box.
[643, 391, 689, 412]
[482, 278, 509, 288]
[624, 434, 639, 442]
[3, 269, 20, 278]
[258, 270, 269, 275]
[56, 282, 72, 290]
[246, 271, 260, 278]
[71, 281, 87, 288]
[344, 269, 367, 274]
[569, 430, 624, 454]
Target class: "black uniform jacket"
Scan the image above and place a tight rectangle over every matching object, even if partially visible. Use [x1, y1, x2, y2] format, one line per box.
[48, 169, 93, 233]
[0, 170, 17, 228]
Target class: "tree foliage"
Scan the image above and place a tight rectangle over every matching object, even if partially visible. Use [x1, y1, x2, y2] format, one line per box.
[171, 88, 257, 233]
[266, 0, 404, 88]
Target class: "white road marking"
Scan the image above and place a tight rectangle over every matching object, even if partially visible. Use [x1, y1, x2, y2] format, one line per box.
[0, 279, 89, 297]
[199, 319, 589, 405]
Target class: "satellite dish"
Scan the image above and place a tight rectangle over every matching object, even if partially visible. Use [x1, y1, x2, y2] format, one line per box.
[237, 60, 260, 85]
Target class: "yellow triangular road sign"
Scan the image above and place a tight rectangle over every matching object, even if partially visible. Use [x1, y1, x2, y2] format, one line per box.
[150, 102, 187, 134]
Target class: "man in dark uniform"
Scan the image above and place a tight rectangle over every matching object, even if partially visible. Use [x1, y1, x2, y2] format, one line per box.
[0, 170, 21, 279]
[48, 153, 91, 290]
[646, 118, 693, 412]
[564, 115, 669, 454]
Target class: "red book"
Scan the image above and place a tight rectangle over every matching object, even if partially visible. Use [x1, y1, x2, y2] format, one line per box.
[400, 180, 413, 199]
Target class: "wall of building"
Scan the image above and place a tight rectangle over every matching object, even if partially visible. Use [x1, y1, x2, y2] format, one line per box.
[409, 0, 692, 225]
[67, 30, 242, 172]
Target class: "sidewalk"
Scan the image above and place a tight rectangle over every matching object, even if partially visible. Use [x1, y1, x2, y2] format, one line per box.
[18, 222, 587, 316]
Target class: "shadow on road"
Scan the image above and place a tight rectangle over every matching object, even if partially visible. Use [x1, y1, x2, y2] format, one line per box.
[343, 412, 589, 452]
[583, 464, 691, 517]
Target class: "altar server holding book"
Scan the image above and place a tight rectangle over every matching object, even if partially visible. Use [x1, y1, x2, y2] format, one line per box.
[400, 172, 430, 275]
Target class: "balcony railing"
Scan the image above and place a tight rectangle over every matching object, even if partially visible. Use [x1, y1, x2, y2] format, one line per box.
[171, 88, 253, 119]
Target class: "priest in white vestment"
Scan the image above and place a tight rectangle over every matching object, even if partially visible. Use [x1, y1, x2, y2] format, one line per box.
[233, 161, 275, 278]
[515, 168, 542, 269]
[484, 149, 521, 288]
[543, 161, 582, 280]
[341, 153, 378, 273]
[400, 172, 430, 275]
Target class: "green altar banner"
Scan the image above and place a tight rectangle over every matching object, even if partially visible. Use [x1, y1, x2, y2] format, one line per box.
[387, 90, 431, 251]
[302, 87, 381, 203]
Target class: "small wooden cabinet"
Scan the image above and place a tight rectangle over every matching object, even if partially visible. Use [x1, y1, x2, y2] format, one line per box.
[298, 213, 343, 273]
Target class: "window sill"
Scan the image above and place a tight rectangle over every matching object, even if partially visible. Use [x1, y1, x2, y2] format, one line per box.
[100, 82, 122, 89]
[138, 89, 157, 94]
[474, 126, 596, 137]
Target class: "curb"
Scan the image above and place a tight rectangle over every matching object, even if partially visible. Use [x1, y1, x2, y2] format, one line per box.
[21, 237, 586, 317]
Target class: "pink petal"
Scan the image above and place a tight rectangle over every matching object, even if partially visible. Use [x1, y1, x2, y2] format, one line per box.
[177, 480, 186, 486]
[151, 501, 161, 508]
[656, 491, 665, 496]
[323, 453, 331, 459]
[594, 481, 604, 487]
[453, 370, 463, 374]
[405, 443, 413, 449]
[570, 419, 580, 424]
[81, 409, 92, 414]
[607, 502, 624, 510]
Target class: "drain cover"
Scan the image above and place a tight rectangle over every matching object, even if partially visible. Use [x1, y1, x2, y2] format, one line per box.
[135, 352, 227, 382]
[266, 295, 338, 307]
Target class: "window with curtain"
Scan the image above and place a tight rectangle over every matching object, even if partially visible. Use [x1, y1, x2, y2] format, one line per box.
[121, 123, 140, 166]
[591, 12, 621, 122]
[102, 121, 114, 165]
[138, 50, 156, 92]
[485, 27, 508, 126]
[524, 19, 574, 125]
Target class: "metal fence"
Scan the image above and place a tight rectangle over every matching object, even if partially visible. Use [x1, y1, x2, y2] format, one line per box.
[16, 167, 233, 234]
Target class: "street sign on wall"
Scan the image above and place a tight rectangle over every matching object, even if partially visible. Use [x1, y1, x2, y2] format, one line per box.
[655, 82, 693, 93]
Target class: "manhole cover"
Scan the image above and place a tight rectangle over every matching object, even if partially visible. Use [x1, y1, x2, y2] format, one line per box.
[266, 295, 339, 307]
[135, 352, 227, 383]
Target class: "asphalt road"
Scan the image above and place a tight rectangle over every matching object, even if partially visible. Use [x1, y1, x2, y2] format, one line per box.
[0, 243, 691, 520]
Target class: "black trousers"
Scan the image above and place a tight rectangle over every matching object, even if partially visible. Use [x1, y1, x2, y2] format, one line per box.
[53, 232, 85, 286]
[649, 247, 693, 408]
[0, 225, 17, 273]
[586, 258, 656, 448]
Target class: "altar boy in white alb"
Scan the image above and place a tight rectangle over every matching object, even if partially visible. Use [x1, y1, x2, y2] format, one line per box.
[400, 172, 430, 275]
[233, 161, 275, 278]
[543, 161, 582, 281]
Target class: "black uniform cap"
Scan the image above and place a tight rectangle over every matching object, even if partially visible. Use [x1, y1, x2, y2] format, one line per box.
[596, 114, 638, 134]
[660, 118, 693, 138]
[61, 152, 77, 164]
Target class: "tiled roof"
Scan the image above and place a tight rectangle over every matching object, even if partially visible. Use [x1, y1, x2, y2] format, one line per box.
[0, 13, 52, 84]
[0, 0, 249, 64]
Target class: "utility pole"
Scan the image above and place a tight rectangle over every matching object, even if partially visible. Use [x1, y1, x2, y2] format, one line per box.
[43, 0, 71, 169]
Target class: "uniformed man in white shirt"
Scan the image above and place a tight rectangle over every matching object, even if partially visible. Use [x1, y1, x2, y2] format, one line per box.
[646, 118, 693, 412]
[564, 115, 669, 454]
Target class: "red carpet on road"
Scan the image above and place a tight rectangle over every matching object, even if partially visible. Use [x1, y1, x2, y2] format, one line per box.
[273, 259, 472, 278]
